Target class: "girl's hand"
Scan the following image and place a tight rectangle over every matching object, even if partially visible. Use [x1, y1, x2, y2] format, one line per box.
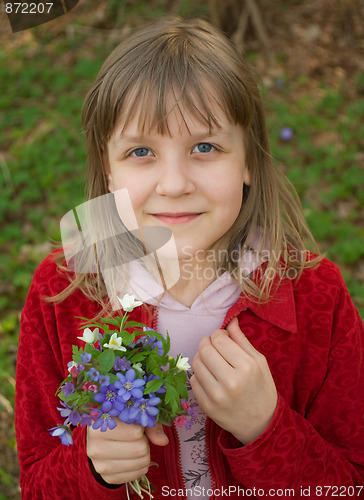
[190, 317, 278, 445]
[86, 420, 169, 485]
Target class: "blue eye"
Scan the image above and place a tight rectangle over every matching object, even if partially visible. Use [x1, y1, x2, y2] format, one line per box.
[193, 143, 215, 153]
[131, 147, 152, 157]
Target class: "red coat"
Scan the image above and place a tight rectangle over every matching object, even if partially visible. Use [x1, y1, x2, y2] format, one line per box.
[15, 253, 364, 499]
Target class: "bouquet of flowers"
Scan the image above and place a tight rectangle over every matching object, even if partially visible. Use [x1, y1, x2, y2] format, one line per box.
[50, 294, 192, 498]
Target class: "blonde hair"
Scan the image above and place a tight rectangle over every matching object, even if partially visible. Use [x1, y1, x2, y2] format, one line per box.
[51, 16, 321, 310]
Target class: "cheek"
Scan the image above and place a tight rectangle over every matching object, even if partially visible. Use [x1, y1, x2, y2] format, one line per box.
[109, 173, 149, 231]
[111, 173, 146, 209]
[216, 173, 244, 219]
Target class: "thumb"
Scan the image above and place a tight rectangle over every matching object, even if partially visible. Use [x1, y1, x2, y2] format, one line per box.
[144, 422, 169, 447]
[226, 317, 259, 357]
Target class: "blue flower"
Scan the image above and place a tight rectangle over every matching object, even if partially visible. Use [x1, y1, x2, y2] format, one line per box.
[57, 401, 73, 418]
[99, 375, 110, 387]
[141, 329, 164, 356]
[280, 127, 293, 141]
[61, 382, 75, 397]
[275, 78, 285, 89]
[92, 408, 119, 432]
[129, 396, 161, 427]
[115, 368, 145, 402]
[94, 384, 121, 413]
[81, 352, 92, 363]
[150, 338, 163, 356]
[88, 367, 100, 382]
[113, 355, 131, 372]
[68, 410, 81, 426]
[49, 425, 73, 446]
[80, 413, 94, 427]
[116, 397, 137, 423]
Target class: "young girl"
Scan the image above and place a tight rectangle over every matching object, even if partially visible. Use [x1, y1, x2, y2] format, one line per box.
[15, 17, 364, 500]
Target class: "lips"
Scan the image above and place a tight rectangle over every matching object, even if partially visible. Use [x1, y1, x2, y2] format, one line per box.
[150, 212, 203, 224]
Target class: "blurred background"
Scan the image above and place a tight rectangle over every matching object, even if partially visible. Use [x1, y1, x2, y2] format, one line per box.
[0, 0, 363, 497]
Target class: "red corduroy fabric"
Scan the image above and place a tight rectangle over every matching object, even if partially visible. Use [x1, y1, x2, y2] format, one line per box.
[15, 253, 364, 499]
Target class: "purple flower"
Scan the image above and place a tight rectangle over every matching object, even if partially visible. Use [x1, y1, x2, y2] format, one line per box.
[141, 329, 164, 356]
[94, 384, 121, 413]
[88, 367, 100, 382]
[61, 382, 75, 397]
[187, 407, 198, 419]
[68, 410, 81, 426]
[184, 419, 194, 430]
[129, 396, 161, 427]
[150, 338, 163, 356]
[115, 369, 145, 402]
[116, 397, 137, 423]
[57, 401, 73, 418]
[77, 363, 85, 373]
[49, 425, 73, 446]
[113, 355, 131, 372]
[92, 408, 119, 432]
[99, 375, 110, 387]
[80, 413, 94, 427]
[280, 127, 293, 141]
[81, 352, 92, 363]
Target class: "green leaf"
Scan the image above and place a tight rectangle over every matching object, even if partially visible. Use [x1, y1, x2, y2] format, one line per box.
[164, 381, 180, 409]
[124, 320, 146, 329]
[99, 317, 122, 328]
[129, 351, 148, 364]
[175, 380, 188, 400]
[144, 378, 163, 394]
[143, 329, 166, 345]
[164, 331, 171, 356]
[97, 349, 116, 373]
[72, 345, 83, 362]
[121, 332, 134, 345]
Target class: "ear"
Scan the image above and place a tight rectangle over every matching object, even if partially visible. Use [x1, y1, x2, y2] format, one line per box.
[102, 152, 113, 193]
[243, 165, 251, 186]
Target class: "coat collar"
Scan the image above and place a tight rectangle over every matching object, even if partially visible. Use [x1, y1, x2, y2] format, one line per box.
[138, 273, 298, 335]
[221, 277, 298, 334]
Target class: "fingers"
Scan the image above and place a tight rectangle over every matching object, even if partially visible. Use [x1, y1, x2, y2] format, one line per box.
[87, 428, 148, 461]
[225, 317, 260, 358]
[195, 329, 252, 377]
[88, 421, 144, 443]
[189, 372, 209, 412]
[144, 422, 169, 447]
[92, 454, 150, 479]
[87, 420, 152, 485]
[192, 349, 220, 385]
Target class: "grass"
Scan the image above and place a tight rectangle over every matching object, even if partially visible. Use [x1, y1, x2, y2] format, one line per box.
[0, 4, 363, 497]
[266, 79, 364, 275]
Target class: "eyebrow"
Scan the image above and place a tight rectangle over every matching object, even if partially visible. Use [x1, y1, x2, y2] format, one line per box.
[115, 128, 230, 143]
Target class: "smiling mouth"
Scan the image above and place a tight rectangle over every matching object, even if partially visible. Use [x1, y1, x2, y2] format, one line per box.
[150, 212, 203, 224]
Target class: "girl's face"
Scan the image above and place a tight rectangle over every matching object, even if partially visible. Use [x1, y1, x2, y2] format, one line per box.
[104, 99, 250, 262]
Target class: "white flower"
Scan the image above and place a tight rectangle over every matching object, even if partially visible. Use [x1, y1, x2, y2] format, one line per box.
[67, 361, 78, 373]
[77, 327, 99, 344]
[176, 355, 191, 371]
[103, 332, 127, 351]
[132, 362, 145, 375]
[118, 293, 143, 312]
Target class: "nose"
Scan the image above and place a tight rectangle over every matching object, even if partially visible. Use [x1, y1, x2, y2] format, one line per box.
[155, 156, 195, 198]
